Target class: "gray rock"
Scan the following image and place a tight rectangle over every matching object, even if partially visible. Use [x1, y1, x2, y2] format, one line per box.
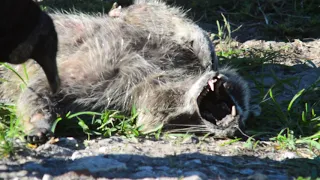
[281, 152, 298, 160]
[16, 170, 28, 177]
[8, 170, 28, 179]
[0, 173, 9, 179]
[36, 144, 73, 157]
[183, 159, 203, 169]
[24, 162, 48, 172]
[239, 168, 254, 175]
[176, 169, 183, 174]
[132, 170, 155, 178]
[68, 156, 127, 173]
[0, 164, 8, 171]
[106, 154, 133, 163]
[247, 173, 268, 180]
[42, 174, 53, 180]
[267, 174, 290, 180]
[183, 175, 203, 180]
[212, 156, 234, 166]
[184, 159, 202, 165]
[55, 137, 79, 149]
[209, 165, 227, 178]
[183, 171, 207, 180]
[156, 166, 170, 171]
[70, 150, 95, 160]
[137, 166, 153, 171]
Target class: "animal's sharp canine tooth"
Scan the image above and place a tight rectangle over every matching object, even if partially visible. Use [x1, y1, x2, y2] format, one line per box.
[208, 79, 215, 91]
[232, 105, 236, 116]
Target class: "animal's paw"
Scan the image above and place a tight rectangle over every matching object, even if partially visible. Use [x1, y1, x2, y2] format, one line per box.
[24, 128, 54, 145]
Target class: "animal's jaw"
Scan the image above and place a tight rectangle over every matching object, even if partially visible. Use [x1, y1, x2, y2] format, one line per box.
[196, 75, 244, 134]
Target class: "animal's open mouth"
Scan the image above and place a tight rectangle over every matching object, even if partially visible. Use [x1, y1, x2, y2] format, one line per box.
[197, 76, 239, 128]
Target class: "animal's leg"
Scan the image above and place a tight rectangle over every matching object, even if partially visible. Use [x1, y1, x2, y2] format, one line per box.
[17, 77, 57, 144]
[17, 55, 102, 144]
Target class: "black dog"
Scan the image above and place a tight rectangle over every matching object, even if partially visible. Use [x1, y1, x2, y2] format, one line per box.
[0, 0, 60, 94]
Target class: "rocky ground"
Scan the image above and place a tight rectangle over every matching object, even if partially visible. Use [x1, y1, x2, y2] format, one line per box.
[0, 134, 319, 180]
[0, 34, 320, 179]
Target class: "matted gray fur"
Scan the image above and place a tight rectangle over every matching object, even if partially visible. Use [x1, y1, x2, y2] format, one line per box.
[0, 0, 258, 144]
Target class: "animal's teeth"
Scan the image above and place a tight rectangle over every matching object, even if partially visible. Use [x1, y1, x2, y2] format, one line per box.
[208, 79, 217, 91]
[231, 105, 236, 116]
[208, 80, 214, 91]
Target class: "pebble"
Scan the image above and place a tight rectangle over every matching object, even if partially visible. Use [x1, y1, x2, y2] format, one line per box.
[281, 152, 298, 159]
[0, 173, 9, 179]
[98, 146, 108, 153]
[183, 175, 203, 180]
[0, 165, 8, 171]
[16, 170, 28, 177]
[184, 171, 208, 179]
[42, 174, 53, 180]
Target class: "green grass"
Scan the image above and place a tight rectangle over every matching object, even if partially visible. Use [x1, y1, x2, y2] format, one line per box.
[51, 105, 145, 140]
[211, 10, 319, 152]
[0, 103, 24, 158]
[216, 46, 320, 151]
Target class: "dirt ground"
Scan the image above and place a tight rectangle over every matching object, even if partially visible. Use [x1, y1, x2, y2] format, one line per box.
[0, 24, 320, 180]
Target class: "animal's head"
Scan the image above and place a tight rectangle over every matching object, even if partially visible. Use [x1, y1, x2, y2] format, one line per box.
[182, 67, 260, 138]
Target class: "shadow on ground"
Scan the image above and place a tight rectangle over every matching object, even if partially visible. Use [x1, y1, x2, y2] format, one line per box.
[2, 152, 320, 179]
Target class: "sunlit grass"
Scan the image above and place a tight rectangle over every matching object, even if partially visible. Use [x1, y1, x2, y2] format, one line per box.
[0, 103, 24, 158]
[217, 46, 320, 152]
